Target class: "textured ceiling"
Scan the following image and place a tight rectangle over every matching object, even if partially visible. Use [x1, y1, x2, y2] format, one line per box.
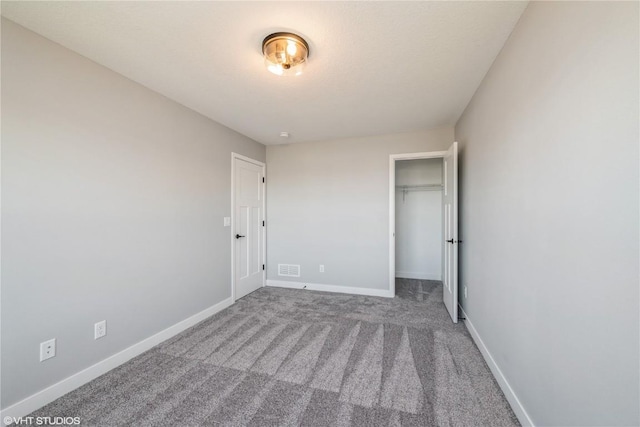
[1, 1, 528, 145]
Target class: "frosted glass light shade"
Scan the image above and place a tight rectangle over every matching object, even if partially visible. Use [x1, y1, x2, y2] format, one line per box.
[262, 32, 309, 77]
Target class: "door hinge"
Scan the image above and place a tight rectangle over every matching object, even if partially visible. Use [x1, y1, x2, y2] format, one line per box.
[262, 264, 265, 271]
[262, 177, 265, 183]
[262, 220, 265, 226]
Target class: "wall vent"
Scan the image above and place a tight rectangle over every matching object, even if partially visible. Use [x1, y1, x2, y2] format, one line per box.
[278, 264, 301, 277]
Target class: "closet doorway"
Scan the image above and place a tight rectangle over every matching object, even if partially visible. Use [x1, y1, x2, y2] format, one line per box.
[389, 144, 458, 322]
[395, 158, 443, 280]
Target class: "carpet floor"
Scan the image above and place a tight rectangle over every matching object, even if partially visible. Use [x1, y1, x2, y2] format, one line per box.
[31, 279, 519, 426]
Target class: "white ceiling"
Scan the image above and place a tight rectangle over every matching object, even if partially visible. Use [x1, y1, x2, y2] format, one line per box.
[1, 1, 528, 145]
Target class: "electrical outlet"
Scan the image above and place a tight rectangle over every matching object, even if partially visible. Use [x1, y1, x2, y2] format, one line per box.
[464, 286, 468, 299]
[40, 339, 56, 362]
[94, 320, 107, 340]
[319, 265, 325, 273]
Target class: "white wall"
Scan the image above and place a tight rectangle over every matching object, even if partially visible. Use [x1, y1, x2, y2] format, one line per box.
[266, 128, 453, 292]
[395, 159, 442, 280]
[455, 2, 639, 426]
[1, 19, 265, 410]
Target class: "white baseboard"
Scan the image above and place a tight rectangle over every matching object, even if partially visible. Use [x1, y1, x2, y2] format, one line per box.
[0, 297, 234, 426]
[266, 279, 394, 298]
[459, 306, 534, 427]
[395, 271, 441, 281]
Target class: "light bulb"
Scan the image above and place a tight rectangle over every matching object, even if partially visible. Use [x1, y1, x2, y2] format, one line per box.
[262, 33, 309, 77]
[286, 42, 297, 56]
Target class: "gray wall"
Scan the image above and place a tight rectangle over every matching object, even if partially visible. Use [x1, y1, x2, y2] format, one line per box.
[455, 2, 639, 426]
[266, 128, 453, 290]
[1, 18, 265, 409]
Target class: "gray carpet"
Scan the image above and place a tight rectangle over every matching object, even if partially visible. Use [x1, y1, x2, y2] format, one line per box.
[31, 279, 519, 426]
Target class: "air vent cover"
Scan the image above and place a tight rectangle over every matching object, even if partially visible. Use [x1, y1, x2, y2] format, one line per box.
[278, 264, 301, 277]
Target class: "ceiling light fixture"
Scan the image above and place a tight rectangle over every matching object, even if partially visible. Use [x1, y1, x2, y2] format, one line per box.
[262, 32, 309, 77]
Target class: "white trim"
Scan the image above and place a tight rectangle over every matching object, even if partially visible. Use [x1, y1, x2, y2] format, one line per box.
[231, 152, 265, 167]
[389, 151, 447, 297]
[266, 280, 394, 298]
[0, 297, 234, 425]
[231, 153, 266, 303]
[395, 271, 442, 281]
[460, 306, 535, 427]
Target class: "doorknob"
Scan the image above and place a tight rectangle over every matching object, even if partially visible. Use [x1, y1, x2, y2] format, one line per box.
[235, 234, 245, 239]
[446, 239, 454, 244]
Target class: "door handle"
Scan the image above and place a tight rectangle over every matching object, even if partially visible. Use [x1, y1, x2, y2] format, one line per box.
[235, 234, 245, 239]
[446, 239, 454, 244]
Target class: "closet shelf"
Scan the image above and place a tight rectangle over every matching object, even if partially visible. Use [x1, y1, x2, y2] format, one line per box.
[397, 184, 442, 202]
[395, 184, 443, 191]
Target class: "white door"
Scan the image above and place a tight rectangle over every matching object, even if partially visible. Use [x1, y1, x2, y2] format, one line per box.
[442, 141, 458, 323]
[233, 156, 264, 300]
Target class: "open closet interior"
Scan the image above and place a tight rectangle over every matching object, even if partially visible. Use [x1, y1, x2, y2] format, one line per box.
[395, 158, 443, 281]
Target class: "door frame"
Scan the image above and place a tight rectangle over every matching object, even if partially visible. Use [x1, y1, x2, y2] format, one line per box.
[231, 152, 266, 302]
[389, 151, 447, 296]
